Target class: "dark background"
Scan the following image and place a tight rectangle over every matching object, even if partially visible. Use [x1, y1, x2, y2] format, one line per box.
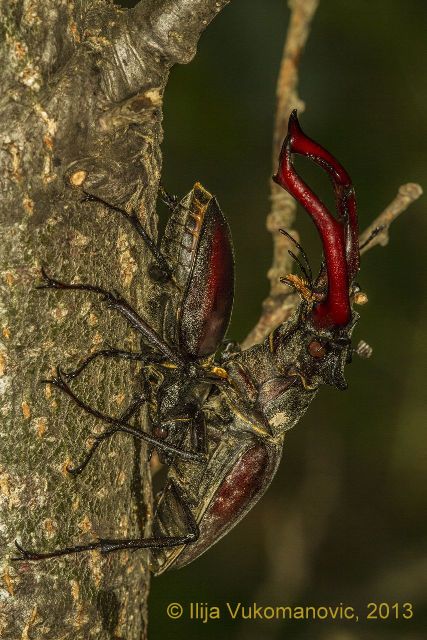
[122, 1, 426, 638]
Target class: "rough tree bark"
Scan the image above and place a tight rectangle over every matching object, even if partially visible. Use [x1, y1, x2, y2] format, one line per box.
[0, 1, 230, 638]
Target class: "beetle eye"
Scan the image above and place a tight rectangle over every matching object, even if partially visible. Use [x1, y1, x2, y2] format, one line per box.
[307, 340, 327, 358]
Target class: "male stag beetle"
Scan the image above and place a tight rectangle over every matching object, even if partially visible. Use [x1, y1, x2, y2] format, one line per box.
[14, 111, 368, 570]
[151, 109, 365, 573]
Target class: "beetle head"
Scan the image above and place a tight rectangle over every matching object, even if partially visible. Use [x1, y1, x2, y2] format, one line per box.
[272, 307, 358, 393]
[273, 111, 361, 391]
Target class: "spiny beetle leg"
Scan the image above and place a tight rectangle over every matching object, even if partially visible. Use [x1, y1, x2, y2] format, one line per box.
[62, 348, 149, 381]
[38, 268, 182, 364]
[42, 367, 205, 463]
[81, 192, 172, 281]
[67, 393, 146, 476]
[12, 482, 198, 561]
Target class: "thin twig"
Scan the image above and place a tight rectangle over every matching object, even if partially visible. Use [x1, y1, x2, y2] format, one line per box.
[359, 183, 423, 255]
[243, 0, 319, 349]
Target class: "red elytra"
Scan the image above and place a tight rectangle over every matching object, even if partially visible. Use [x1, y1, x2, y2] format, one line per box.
[164, 441, 277, 572]
[179, 196, 234, 358]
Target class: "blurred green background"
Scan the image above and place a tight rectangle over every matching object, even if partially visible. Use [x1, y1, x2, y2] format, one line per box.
[124, 1, 426, 638]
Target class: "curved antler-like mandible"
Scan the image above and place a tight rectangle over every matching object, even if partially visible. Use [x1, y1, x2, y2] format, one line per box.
[273, 110, 359, 329]
[287, 111, 359, 280]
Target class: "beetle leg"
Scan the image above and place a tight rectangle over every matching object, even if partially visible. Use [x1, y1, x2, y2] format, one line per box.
[81, 192, 172, 281]
[158, 185, 180, 211]
[66, 393, 146, 476]
[43, 367, 204, 462]
[12, 482, 198, 561]
[37, 267, 182, 364]
[161, 410, 207, 466]
[61, 348, 149, 381]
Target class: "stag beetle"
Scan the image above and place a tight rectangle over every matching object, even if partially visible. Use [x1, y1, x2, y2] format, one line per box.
[14, 111, 368, 567]
[151, 110, 364, 573]
[30, 181, 235, 471]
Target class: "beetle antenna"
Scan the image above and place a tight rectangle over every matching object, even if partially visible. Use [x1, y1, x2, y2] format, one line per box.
[359, 225, 385, 251]
[287, 250, 312, 287]
[280, 229, 313, 285]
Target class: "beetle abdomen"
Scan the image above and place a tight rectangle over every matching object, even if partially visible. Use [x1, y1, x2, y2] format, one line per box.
[152, 435, 281, 574]
[175, 440, 280, 570]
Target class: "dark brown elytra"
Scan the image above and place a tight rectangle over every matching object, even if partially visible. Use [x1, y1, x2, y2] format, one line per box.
[14, 112, 371, 570]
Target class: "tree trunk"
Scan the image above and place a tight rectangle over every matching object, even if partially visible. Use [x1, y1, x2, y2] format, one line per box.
[0, 1, 229, 637]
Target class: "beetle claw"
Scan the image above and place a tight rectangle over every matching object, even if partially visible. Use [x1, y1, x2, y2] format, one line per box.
[12, 540, 35, 562]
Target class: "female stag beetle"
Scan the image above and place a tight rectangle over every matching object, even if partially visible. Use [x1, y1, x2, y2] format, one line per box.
[14, 111, 368, 569]
[31, 182, 234, 471]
